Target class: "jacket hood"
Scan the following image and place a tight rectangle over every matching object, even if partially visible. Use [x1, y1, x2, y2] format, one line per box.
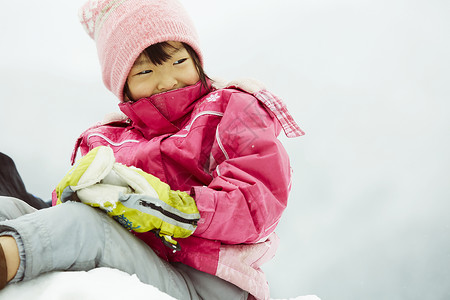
[119, 80, 211, 139]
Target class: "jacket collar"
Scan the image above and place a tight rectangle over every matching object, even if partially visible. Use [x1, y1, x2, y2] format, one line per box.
[119, 80, 211, 139]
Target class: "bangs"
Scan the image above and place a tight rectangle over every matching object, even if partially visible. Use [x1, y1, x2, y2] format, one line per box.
[143, 42, 177, 65]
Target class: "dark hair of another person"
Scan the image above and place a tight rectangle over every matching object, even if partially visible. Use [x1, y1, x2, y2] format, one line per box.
[0, 153, 49, 209]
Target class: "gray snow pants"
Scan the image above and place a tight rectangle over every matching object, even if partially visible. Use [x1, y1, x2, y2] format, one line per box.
[0, 196, 248, 300]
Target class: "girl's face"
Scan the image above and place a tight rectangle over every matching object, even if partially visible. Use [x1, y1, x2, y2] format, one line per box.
[126, 41, 200, 101]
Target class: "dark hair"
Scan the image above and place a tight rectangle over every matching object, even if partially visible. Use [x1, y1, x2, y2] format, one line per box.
[0, 153, 49, 209]
[124, 42, 209, 102]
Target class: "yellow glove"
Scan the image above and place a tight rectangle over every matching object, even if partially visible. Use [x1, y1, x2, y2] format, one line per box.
[55, 146, 200, 251]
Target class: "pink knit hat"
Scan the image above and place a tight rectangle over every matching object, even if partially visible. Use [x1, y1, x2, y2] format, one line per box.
[79, 0, 203, 101]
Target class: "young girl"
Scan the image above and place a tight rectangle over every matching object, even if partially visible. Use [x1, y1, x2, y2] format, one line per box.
[0, 0, 303, 299]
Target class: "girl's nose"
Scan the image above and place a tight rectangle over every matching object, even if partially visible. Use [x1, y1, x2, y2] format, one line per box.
[157, 76, 178, 93]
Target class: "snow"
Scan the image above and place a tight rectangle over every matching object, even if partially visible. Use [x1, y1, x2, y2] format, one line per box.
[0, 268, 175, 300]
[0, 268, 320, 300]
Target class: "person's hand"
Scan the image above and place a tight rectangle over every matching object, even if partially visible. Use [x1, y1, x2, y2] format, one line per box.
[55, 146, 199, 251]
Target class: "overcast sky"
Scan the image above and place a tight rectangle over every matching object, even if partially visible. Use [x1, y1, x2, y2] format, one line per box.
[1, 0, 449, 299]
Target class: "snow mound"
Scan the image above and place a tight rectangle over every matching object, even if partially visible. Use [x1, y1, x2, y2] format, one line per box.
[0, 267, 321, 300]
[0, 268, 175, 300]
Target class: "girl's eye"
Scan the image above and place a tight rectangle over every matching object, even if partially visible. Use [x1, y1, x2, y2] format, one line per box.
[174, 58, 188, 65]
[137, 70, 152, 75]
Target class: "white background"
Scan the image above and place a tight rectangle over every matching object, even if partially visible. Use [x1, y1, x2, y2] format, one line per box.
[1, 0, 449, 299]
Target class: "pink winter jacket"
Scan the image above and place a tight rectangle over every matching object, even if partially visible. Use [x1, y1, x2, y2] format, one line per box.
[64, 81, 303, 299]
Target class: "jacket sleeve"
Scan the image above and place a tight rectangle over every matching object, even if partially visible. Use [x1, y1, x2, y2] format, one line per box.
[191, 91, 293, 244]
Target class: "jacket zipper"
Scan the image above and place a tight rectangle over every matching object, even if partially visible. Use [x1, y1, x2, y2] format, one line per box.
[138, 200, 199, 226]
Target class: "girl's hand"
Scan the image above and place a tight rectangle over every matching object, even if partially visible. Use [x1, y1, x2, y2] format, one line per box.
[55, 146, 200, 251]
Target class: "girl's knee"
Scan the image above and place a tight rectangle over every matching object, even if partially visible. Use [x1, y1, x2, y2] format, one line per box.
[49, 202, 109, 254]
[0, 196, 36, 221]
[52, 201, 106, 228]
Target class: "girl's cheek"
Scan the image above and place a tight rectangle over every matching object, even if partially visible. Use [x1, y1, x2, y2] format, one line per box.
[188, 69, 200, 84]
